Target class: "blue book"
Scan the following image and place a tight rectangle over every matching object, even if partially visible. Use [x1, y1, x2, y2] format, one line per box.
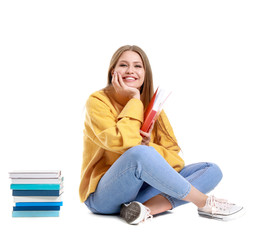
[15, 202, 63, 207]
[12, 211, 60, 217]
[12, 190, 63, 196]
[11, 184, 61, 190]
[13, 206, 60, 211]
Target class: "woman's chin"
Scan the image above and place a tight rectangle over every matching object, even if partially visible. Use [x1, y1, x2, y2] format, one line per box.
[123, 81, 141, 89]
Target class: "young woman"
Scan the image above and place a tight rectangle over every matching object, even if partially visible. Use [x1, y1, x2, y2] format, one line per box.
[79, 45, 243, 224]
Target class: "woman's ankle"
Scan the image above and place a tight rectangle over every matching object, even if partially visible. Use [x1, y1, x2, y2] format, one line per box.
[182, 185, 208, 208]
[143, 194, 172, 215]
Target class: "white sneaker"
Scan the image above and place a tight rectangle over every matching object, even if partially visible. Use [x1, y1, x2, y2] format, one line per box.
[120, 201, 153, 224]
[198, 195, 244, 221]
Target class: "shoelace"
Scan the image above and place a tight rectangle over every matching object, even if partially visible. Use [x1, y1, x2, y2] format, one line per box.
[208, 195, 233, 214]
[142, 206, 153, 223]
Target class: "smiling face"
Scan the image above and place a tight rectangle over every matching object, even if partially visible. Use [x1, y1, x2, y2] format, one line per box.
[113, 50, 145, 90]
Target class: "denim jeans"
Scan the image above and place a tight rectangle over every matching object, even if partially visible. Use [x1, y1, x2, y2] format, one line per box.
[85, 145, 223, 214]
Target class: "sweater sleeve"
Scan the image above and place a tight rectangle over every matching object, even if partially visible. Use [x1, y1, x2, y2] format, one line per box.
[84, 94, 144, 154]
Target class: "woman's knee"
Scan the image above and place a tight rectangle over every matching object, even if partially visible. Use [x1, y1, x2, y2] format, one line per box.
[208, 162, 223, 183]
[122, 145, 158, 167]
[125, 145, 155, 160]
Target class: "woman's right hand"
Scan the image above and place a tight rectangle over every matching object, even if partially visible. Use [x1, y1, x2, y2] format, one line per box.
[112, 72, 140, 100]
[140, 120, 155, 145]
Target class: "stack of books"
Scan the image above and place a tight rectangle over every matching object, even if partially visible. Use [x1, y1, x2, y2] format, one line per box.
[9, 170, 63, 217]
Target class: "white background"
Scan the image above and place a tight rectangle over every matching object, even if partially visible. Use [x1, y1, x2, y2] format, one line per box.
[0, 0, 255, 239]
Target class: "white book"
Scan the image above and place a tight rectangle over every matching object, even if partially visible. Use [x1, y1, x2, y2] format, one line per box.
[13, 195, 63, 203]
[9, 170, 61, 179]
[11, 177, 64, 184]
[153, 88, 172, 113]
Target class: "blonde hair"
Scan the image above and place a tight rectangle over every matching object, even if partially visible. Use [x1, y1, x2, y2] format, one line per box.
[106, 45, 154, 109]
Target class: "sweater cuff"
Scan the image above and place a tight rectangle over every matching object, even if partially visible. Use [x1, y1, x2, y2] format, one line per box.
[117, 98, 144, 123]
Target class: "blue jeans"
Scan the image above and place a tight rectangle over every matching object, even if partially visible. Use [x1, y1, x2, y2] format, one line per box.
[85, 145, 223, 214]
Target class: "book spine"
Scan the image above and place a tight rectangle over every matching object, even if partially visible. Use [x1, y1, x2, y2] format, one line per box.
[13, 206, 60, 211]
[11, 184, 61, 190]
[13, 196, 63, 202]
[141, 110, 157, 132]
[15, 202, 63, 207]
[12, 190, 62, 196]
[12, 211, 60, 217]
[11, 177, 63, 184]
[9, 174, 60, 179]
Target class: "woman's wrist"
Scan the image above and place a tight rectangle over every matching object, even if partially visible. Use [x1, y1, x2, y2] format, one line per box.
[132, 92, 140, 100]
[132, 95, 140, 100]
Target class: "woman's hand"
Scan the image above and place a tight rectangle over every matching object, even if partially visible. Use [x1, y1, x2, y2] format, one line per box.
[140, 120, 155, 146]
[112, 72, 140, 100]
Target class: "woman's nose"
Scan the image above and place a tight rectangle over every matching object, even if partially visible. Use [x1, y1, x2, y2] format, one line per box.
[126, 66, 134, 73]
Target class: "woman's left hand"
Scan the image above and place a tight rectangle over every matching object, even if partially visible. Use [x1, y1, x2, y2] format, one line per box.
[140, 121, 155, 146]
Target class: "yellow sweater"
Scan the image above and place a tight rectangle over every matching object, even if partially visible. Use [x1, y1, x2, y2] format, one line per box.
[79, 90, 185, 202]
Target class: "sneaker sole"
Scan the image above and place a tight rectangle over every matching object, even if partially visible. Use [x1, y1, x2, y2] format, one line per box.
[198, 207, 245, 221]
[120, 202, 141, 224]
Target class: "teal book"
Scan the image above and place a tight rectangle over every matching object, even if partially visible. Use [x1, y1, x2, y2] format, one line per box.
[12, 211, 60, 217]
[10, 184, 61, 190]
[15, 202, 63, 207]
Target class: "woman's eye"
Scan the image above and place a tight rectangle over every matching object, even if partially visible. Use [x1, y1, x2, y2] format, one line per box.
[135, 65, 142, 68]
[119, 64, 127, 67]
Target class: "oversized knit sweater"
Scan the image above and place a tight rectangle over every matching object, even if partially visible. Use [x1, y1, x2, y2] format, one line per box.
[79, 89, 185, 202]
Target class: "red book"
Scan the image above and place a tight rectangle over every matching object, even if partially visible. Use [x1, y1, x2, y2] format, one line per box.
[141, 87, 171, 133]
